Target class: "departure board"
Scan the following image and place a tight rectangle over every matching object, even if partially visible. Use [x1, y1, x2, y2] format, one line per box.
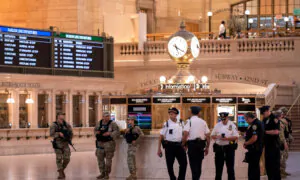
[54, 33, 104, 71]
[0, 26, 52, 67]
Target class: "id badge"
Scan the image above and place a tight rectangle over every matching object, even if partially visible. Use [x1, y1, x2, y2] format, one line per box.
[169, 129, 173, 134]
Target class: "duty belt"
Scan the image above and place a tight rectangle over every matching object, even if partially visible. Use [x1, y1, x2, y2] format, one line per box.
[164, 141, 182, 146]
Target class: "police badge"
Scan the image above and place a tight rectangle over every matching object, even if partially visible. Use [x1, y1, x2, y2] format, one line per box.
[252, 125, 257, 131]
[229, 125, 232, 131]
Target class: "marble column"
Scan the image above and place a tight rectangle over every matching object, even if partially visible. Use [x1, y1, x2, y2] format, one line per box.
[82, 91, 89, 127]
[49, 90, 56, 124]
[66, 90, 73, 125]
[28, 90, 38, 128]
[10, 89, 20, 129]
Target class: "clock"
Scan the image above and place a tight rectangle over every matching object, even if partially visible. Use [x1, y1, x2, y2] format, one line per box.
[168, 36, 188, 58]
[191, 36, 200, 58]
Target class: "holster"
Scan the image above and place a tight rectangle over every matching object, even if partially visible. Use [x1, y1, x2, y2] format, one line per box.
[230, 142, 238, 150]
[243, 152, 250, 163]
[188, 138, 206, 150]
[51, 139, 59, 149]
[213, 143, 222, 153]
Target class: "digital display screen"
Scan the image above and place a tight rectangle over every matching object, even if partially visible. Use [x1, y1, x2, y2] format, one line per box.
[238, 113, 249, 128]
[128, 105, 152, 129]
[54, 33, 104, 71]
[0, 26, 52, 67]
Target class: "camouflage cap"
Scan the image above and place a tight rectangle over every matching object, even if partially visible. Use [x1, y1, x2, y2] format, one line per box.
[127, 116, 136, 120]
[279, 107, 288, 113]
[273, 110, 283, 118]
[103, 112, 110, 116]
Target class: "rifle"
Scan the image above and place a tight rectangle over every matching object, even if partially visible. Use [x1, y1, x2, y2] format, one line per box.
[61, 128, 76, 151]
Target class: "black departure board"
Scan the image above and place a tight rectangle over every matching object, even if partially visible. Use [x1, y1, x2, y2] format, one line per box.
[0, 26, 52, 67]
[54, 33, 104, 71]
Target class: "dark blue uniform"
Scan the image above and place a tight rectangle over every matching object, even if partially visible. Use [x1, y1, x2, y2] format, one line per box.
[263, 114, 281, 180]
[245, 118, 264, 180]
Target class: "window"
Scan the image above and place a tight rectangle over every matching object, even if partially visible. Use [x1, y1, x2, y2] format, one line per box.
[19, 94, 28, 128]
[89, 96, 97, 127]
[38, 94, 48, 128]
[73, 95, 83, 127]
[0, 94, 9, 129]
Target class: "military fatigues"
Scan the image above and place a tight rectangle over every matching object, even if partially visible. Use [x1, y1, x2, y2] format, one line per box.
[244, 118, 264, 180]
[50, 121, 73, 172]
[279, 118, 289, 177]
[211, 120, 239, 180]
[263, 114, 281, 180]
[184, 115, 210, 180]
[161, 119, 187, 180]
[94, 120, 120, 178]
[124, 125, 144, 179]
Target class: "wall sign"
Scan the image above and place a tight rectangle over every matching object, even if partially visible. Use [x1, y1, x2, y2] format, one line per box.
[128, 97, 151, 104]
[0, 82, 40, 88]
[182, 97, 211, 103]
[160, 84, 209, 90]
[153, 97, 181, 104]
[213, 97, 237, 103]
[214, 73, 269, 86]
[110, 98, 127, 104]
[238, 97, 255, 104]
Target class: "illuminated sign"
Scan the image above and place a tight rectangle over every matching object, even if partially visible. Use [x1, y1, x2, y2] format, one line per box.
[238, 97, 255, 104]
[213, 97, 237, 103]
[160, 84, 209, 89]
[0, 26, 51, 36]
[110, 98, 127, 104]
[153, 97, 181, 104]
[128, 98, 151, 104]
[182, 97, 211, 103]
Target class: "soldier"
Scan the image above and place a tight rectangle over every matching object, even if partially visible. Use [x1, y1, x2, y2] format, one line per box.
[182, 106, 210, 180]
[211, 112, 239, 180]
[243, 112, 264, 180]
[124, 116, 144, 180]
[95, 112, 120, 179]
[50, 112, 73, 179]
[274, 110, 290, 178]
[260, 106, 281, 180]
[157, 107, 187, 180]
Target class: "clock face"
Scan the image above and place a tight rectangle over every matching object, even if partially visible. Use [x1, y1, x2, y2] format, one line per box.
[168, 36, 188, 58]
[191, 36, 200, 58]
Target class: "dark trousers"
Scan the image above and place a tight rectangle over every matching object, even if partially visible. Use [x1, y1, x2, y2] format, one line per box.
[165, 144, 187, 180]
[265, 146, 281, 180]
[248, 150, 262, 180]
[214, 145, 235, 180]
[187, 142, 205, 180]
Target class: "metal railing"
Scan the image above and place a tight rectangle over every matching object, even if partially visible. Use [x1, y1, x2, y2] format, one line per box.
[287, 93, 300, 116]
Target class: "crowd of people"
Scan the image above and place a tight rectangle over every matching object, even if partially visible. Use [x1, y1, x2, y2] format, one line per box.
[49, 105, 293, 180]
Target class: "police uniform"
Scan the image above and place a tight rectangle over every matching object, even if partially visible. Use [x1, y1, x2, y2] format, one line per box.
[183, 106, 210, 180]
[211, 112, 239, 180]
[94, 112, 120, 179]
[50, 112, 73, 179]
[124, 116, 144, 180]
[160, 107, 187, 180]
[244, 113, 263, 180]
[260, 106, 281, 180]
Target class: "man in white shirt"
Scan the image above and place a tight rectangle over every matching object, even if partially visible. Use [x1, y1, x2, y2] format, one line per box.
[211, 112, 239, 180]
[182, 106, 210, 180]
[157, 107, 187, 180]
[219, 21, 226, 39]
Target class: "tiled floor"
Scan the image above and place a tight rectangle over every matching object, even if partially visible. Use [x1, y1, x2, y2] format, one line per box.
[0, 150, 299, 180]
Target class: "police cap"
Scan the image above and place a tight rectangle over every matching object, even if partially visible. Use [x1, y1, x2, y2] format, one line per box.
[244, 112, 255, 119]
[56, 112, 65, 116]
[219, 112, 229, 118]
[259, 106, 270, 113]
[168, 107, 179, 114]
[190, 106, 201, 115]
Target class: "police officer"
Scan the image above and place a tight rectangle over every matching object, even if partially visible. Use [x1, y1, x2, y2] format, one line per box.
[243, 112, 264, 180]
[211, 112, 239, 180]
[94, 112, 120, 179]
[260, 106, 281, 180]
[50, 112, 73, 179]
[157, 107, 187, 180]
[124, 116, 144, 180]
[182, 106, 210, 180]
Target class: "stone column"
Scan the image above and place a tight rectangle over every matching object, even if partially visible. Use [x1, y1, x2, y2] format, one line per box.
[96, 92, 103, 121]
[10, 89, 20, 129]
[28, 90, 38, 128]
[82, 91, 89, 127]
[50, 90, 56, 124]
[65, 90, 73, 125]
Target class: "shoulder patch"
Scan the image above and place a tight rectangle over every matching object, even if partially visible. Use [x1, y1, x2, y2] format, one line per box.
[252, 125, 257, 131]
[275, 119, 279, 124]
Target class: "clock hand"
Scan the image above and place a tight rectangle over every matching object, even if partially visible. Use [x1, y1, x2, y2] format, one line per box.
[197, 44, 200, 49]
[174, 44, 184, 52]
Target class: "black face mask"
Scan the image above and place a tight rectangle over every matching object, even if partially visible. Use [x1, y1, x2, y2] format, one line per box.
[221, 118, 226, 121]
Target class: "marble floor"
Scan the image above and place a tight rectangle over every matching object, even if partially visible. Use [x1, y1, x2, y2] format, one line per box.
[0, 151, 299, 180]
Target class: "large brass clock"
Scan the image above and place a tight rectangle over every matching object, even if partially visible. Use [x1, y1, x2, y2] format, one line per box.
[167, 21, 200, 66]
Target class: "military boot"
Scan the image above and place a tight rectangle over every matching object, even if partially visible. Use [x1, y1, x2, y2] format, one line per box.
[96, 173, 105, 179]
[126, 173, 137, 180]
[104, 172, 109, 179]
[57, 169, 65, 179]
[284, 171, 291, 176]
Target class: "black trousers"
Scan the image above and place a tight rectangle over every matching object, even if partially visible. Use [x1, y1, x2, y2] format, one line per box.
[214, 145, 235, 180]
[187, 142, 205, 180]
[265, 146, 281, 180]
[247, 150, 262, 180]
[165, 144, 187, 180]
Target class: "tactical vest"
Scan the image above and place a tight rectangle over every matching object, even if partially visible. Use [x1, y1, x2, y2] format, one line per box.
[96, 120, 113, 142]
[124, 126, 139, 144]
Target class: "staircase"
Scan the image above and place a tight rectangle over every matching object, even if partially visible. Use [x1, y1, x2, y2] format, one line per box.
[275, 104, 300, 151]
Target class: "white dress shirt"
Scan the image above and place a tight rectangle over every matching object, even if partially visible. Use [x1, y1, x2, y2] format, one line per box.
[184, 116, 210, 140]
[211, 120, 239, 146]
[160, 119, 184, 142]
[219, 24, 225, 35]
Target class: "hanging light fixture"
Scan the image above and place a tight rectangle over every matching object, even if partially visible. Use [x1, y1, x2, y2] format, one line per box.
[25, 90, 34, 104]
[5, 89, 15, 104]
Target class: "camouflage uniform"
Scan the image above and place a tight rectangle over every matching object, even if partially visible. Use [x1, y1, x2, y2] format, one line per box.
[126, 126, 144, 179]
[279, 118, 289, 177]
[50, 121, 73, 178]
[94, 120, 120, 179]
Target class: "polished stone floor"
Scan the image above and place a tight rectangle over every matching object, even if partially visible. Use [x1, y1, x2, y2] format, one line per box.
[0, 150, 299, 180]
